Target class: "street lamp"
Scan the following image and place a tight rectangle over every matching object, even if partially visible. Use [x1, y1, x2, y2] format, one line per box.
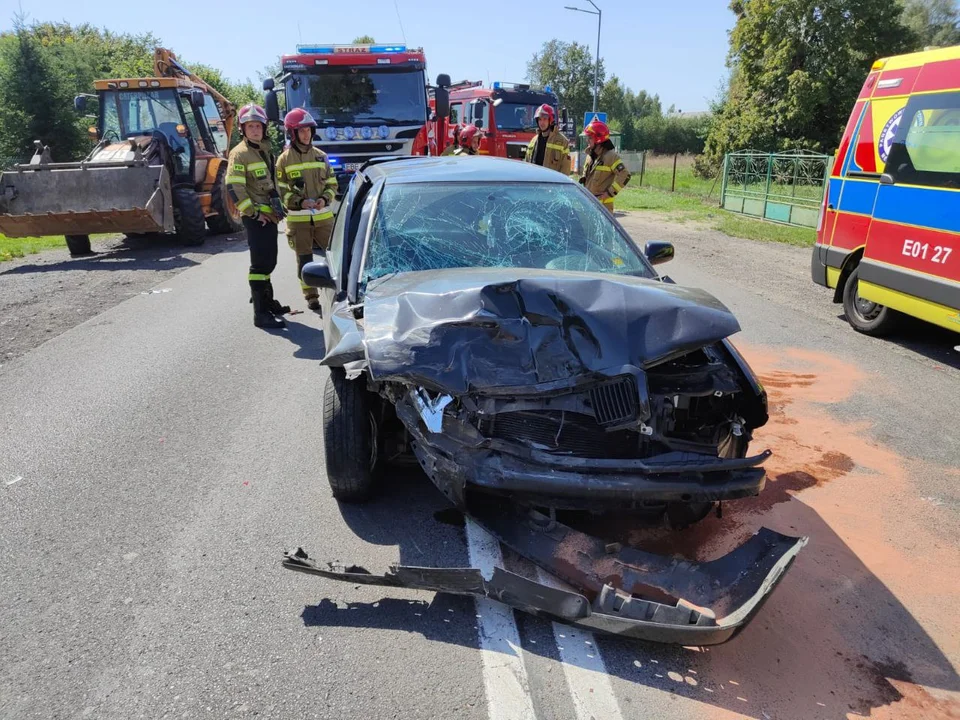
[564, 0, 601, 113]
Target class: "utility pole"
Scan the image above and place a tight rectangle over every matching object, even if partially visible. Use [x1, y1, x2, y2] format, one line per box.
[564, 0, 601, 112]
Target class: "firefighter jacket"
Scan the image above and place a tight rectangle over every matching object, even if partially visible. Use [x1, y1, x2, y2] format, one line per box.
[524, 127, 570, 174]
[580, 143, 631, 207]
[226, 138, 279, 219]
[275, 142, 338, 230]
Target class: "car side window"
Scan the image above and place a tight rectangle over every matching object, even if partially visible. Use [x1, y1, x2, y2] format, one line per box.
[884, 91, 960, 189]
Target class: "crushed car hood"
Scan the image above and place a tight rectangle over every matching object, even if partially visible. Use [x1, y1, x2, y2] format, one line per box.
[331, 267, 741, 394]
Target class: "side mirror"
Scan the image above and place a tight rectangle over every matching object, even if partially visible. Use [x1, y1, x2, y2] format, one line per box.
[191, 89, 205, 108]
[879, 173, 895, 185]
[474, 119, 484, 129]
[434, 86, 450, 120]
[436, 73, 451, 88]
[301, 259, 336, 290]
[74, 95, 87, 114]
[263, 77, 275, 91]
[644, 240, 675, 266]
[473, 103, 484, 120]
[264, 89, 281, 124]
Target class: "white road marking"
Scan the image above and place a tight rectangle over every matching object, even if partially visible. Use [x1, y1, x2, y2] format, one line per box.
[465, 518, 537, 720]
[6, 476, 22, 486]
[536, 568, 625, 720]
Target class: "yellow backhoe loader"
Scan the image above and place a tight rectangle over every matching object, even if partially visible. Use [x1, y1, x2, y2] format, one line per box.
[0, 48, 241, 256]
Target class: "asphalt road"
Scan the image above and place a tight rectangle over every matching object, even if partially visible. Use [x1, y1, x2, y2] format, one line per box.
[1, 213, 957, 720]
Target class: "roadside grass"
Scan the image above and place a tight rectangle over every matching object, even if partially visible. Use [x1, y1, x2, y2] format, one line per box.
[0, 234, 67, 262]
[615, 186, 816, 248]
[0, 233, 120, 262]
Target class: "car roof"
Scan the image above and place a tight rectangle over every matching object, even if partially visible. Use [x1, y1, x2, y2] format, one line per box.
[360, 155, 576, 185]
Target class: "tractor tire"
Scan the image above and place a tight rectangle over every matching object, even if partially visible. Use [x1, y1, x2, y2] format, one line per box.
[322, 367, 379, 503]
[206, 164, 242, 235]
[65, 235, 92, 256]
[172, 186, 206, 246]
[842, 265, 901, 336]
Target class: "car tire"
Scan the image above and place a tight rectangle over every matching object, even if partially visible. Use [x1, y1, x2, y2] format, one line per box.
[65, 234, 92, 256]
[842, 265, 900, 336]
[172, 186, 207, 246]
[665, 501, 714, 530]
[323, 367, 378, 502]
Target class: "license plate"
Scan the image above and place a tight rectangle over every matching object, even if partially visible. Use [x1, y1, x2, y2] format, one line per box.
[344, 162, 361, 172]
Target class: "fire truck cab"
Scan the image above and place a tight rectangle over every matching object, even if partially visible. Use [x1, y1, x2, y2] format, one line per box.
[263, 43, 446, 196]
[441, 81, 573, 159]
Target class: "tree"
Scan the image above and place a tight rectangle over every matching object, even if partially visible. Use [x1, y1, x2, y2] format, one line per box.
[353, 35, 376, 44]
[697, 0, 914, 176]
[527, 39, 605, 125]
[0, 17, 83, 162]
[900, 0, 960, 47]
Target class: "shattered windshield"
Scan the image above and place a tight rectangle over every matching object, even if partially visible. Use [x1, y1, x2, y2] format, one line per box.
[362, 182, 655, 284]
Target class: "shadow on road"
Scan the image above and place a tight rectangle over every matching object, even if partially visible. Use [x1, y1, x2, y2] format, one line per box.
[272, 317, 326, 361]
[832, 312, 960, 370]
[0, 232, 247, 277]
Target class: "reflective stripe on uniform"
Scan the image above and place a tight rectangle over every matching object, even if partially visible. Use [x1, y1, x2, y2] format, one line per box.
[257, 204, 272, 214]
[249, 273, 270, 281]
[226, 175, 246, 185]
[247, 161, 267, 171]
[284, 161, 326, 172]
[602, 197, 615, 204]
[325, 177, 338, 185]
[283, 193, 296, 205]
[287, 211, 334, 222]
[547, 143, 567, 152]
[237, 198, 253, 211]
[277, 182, 291, 190]
[594, 165, 612, 171]
[611, 182, 623, 193]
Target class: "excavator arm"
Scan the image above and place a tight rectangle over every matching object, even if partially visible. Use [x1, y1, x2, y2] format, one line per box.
[153, 48, 236, 144]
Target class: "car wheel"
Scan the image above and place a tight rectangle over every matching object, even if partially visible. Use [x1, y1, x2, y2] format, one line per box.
[665, 501, 714, 530]
[842, 265, 900, 336]
[322, 367, 379, 502]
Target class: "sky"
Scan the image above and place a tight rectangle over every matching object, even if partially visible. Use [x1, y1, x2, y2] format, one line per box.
[2, 0, 736, 113]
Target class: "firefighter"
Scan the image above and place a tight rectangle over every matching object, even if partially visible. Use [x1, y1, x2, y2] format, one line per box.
[524, 104, 570, 174]
[454, 124, 483, 155]
[226, 103, 289, 329]
[275, 108, 338, 312]
[579, 119, 631, 213]
[441, 124, 461, 156]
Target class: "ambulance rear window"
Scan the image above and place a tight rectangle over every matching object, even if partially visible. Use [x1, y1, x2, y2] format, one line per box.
[885, 91, 960, 189]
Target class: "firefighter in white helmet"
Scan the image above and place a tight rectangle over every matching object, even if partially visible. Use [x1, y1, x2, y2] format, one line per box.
[226, 103, 289, 329]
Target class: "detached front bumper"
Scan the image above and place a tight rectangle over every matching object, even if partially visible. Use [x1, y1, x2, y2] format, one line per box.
[283, 501, 807, 645]
[395, 395, 769, 509]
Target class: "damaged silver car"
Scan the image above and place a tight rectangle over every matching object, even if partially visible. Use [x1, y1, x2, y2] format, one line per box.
[284, 156, 807, 645]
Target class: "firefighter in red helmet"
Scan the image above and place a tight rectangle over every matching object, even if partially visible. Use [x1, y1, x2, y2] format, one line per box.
[275, 107, 338, 312]
[454, 123, 483, 155]
[524, 103, 570, 174]
[226, 103, 289, 329]
[579, 119, 631, 213]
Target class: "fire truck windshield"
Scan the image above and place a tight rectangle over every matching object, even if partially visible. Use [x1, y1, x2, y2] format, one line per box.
[287, 68, 427, 126]
[495, 102, 544, 132]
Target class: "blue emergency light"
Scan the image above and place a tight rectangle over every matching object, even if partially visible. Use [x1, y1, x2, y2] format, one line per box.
[493, 82, 501, 89]
[296, 44, 407, 54]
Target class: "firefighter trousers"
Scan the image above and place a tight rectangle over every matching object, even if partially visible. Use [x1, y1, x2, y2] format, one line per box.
[286, 216, 334, 301]
[244, 216, 281, 304]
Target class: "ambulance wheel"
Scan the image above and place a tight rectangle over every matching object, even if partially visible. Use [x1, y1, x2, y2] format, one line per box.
[842, 265, 900, 336]
[65, 235, 92, 256]
[173, 186, 206, 246]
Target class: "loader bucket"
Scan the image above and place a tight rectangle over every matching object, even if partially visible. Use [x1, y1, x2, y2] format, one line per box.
[0, 162, 173, 238]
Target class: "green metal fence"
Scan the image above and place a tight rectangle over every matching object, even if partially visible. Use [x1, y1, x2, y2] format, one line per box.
[720, 150, 833, 228]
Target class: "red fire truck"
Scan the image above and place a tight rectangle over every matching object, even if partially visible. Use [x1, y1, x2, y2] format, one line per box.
[431, 80, 574, 159]
[263, 43, 451, 194]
